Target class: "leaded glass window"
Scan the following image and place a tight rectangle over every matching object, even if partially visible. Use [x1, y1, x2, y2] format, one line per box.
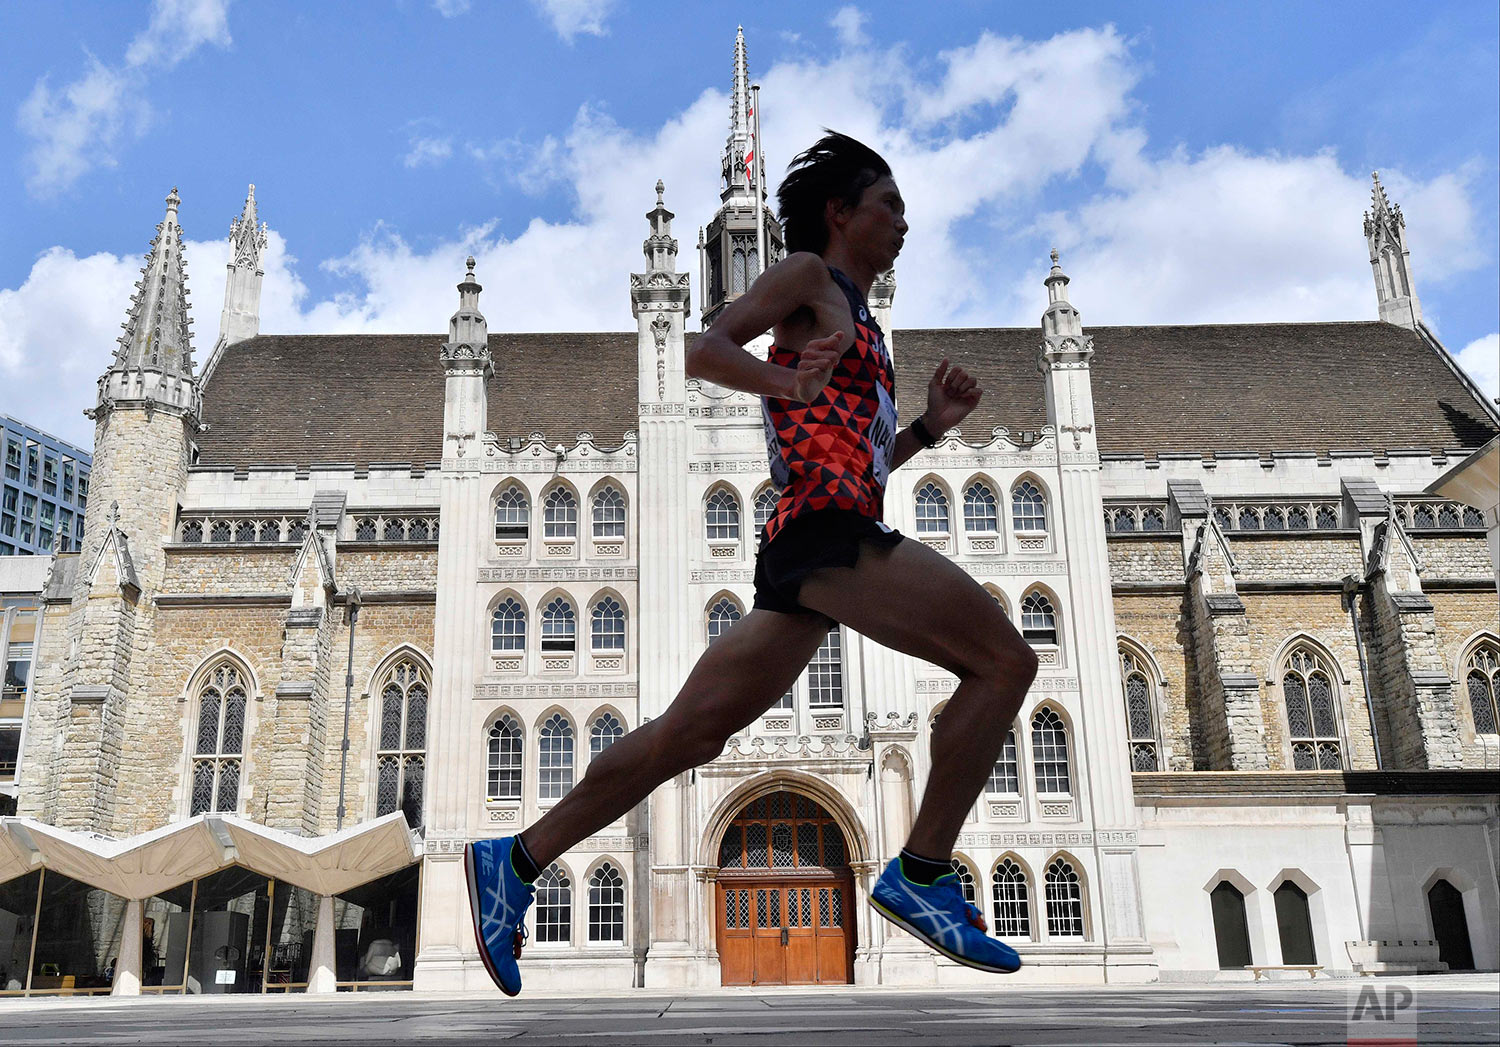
[190, 663, 247, 815]
[1121, 648, 1160, 771]
[486, 715, 521, 801]
[1238, 506, 1261, 530]
[589, 863, 625, 943]
[950, 859, 978, 906]
[1141, 507, 1166, 531]
[1315, 505, 1339, 529]
[1020, 591, 1058, 645]
[993, 858, 1032, 938]
[1031, 708, 1071, 794]
[539, 713, 574, 801]
[1283, 647, 1342, 770]
[590, 596, 625, 652]
[915, 482, 949, 533]
[375, 658, 429, 827]
[590, 712, 623, 760]
[753, 486, 779, 534]
[707, 597, 741, 645]
[807, 625, 843, 707]
[987, 729, 1019, 794]
[491, 597, 526, 652]
[541, 597, 576, 653]
[1012, 480, 1047, 532]
[1465, 642, 1499, 735]
[963, 482, 998, 534]
[706, 488, 741, 541]
[592, 485, 625, 539]
[543, 487, 578, 539]
[1213, 505, 1233, 531]
[1264, 507, 1287, 530]
[535, 864, 571, 944]
[495, 485, 530, 540]
[1044, 857, 1085, 937]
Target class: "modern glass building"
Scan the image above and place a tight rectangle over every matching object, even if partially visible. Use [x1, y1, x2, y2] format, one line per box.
[1, 415, 91, 557]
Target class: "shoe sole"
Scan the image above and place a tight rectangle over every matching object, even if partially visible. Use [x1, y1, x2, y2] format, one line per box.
[465, 842, 520, 996]
[870, 895, 1021, 975]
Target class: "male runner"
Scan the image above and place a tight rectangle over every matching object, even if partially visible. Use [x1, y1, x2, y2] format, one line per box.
[468, 132, 1038, 994]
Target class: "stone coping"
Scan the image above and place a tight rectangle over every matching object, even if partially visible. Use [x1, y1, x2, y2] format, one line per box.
[1132, 770, 1500, 798]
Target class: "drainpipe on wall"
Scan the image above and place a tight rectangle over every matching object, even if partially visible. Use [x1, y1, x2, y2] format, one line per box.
[336, 586, 363, 830]
[1342, 574, 1382, 771]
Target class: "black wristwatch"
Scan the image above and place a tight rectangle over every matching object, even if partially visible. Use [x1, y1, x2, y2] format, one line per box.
[910, 415, 942, 448]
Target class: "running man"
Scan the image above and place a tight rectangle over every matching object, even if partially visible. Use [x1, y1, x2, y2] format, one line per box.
[468, 132, 1038, 994]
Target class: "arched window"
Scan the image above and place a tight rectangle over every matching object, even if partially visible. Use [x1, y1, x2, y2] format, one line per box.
[1012, 480, 1047, 532]
[732, 246, 748, 295]
[491, 597, 526, 652]
[1020, 591, 1058, 646]
[541, 597, 576, 653]
[590, 711, 623, 760]
[1282, 647, 1342, 769]
[590, 596, 625, 652]
[753, 487, 779, 534]
[950, 859, 978, 906]
[706, 488, 741, 542]
[543, 487, 578, 539]
[538, 714, 574, 801]
[486, 715, 522, 802]
[987, 729, 1020, 795]
[535, 863, 572, 944]
[707, 597, 741, 645]
[588, 863, 626, 943]
[591, 485, 625, 539]
[963, 481, 998, 534]
[376, 657, 428, 828]
[1044, 857, 1085, 938]
[1031, 708, 1071, 794]
[1464, 641, 1499, 735]
[1210, 881, 1252, 969]
[494, 485, 530, 541]
[992, 858, 1032, 938]
[190, 662, 247, 815]
[1141, 507, 1166, 531]
[1120, 647, 1160, 771]
[1273, 881, 1315, 964]
[915, 482, 949, 533]
[807, 625, 843, 707]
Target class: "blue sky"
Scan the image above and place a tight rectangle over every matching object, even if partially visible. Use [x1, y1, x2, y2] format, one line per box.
[2, 0, 1496, 448]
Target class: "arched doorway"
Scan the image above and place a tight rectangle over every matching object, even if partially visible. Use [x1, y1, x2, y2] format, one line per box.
[1428, 880, 1475, 971]
[714, 791, 854, 986]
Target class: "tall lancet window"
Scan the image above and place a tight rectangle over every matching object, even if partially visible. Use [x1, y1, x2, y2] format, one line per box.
[376, 657, 429, 828]
[1281, 646, 1342, 770]
[1120, 646, 1161, 771]
[191, 663, 248, 815]
[1465, 641, 1500, 735]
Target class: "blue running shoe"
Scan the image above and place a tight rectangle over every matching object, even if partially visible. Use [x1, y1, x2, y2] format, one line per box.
[466, 837, 535, 996]
[870, 858, 1021, 974]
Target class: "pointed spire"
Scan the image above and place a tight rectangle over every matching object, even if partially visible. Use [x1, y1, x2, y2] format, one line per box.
[216, 183, 268, 351]
[1042, 247, 1083, 339]
[720, 26, 755, 204]
[440, 256, 491, 375]
[1363, 171, 1422, 329]
[113, 187, 196, 378]
[229, 183, 268, 269]
[643, 179, 679, 273]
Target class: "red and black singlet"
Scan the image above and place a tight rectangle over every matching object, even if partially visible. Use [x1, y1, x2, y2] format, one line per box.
[760, 267, 899, 545]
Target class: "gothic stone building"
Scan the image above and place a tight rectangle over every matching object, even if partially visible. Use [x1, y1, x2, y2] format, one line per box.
[1, 35, 1497, 996]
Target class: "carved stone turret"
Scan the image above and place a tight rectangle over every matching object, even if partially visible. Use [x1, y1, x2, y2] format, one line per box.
[1364, 172, 1422, 329]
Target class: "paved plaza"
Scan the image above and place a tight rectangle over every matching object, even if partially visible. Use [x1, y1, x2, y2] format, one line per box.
[1, 978, 1496, 1046]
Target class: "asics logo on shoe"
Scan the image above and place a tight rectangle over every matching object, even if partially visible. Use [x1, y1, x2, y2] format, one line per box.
[882, 879, 965, 950]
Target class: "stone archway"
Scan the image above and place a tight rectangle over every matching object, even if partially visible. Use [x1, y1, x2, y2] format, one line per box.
[713, 790, 854, 986]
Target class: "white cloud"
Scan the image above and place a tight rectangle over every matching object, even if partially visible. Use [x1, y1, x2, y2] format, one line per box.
[830, 6, 868, 49]
[432, 0, 473, 16]
[529, 0, 615, 42]
[4, 21, 1494, 449]
[17, 0, 232, 196]
[1454, 333, 1499, 402]
[404, 136, 454, 168]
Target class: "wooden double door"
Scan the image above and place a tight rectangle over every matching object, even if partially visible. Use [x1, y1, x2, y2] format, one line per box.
[717, 878, 853, 985]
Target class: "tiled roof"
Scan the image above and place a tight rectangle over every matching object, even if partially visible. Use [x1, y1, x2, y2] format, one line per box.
[195, 321, 1497, 468]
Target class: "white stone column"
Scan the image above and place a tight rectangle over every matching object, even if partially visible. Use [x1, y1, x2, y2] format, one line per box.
[110, 897, 143, 996]
[307, 894, 337, 993]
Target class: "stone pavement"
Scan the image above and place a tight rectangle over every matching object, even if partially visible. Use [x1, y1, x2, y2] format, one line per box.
[0, 978, 1496, 1046]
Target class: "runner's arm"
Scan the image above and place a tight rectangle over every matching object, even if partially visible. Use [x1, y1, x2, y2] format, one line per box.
[685, 253, 829, 399]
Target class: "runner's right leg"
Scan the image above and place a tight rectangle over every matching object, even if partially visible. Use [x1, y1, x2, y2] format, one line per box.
[518, 606, 832, 869]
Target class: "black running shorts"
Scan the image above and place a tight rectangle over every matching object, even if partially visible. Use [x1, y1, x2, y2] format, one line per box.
[752, 507, 905, 617]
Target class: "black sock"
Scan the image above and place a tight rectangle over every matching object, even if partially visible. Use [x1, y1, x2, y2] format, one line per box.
[898, 848, 951, 887]
[510, 834, 541, 884]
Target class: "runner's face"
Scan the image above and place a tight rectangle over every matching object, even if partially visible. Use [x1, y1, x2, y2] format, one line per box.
[840, 175, 907, 268]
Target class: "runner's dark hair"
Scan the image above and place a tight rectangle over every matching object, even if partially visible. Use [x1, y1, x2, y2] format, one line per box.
[776, 131, 892, 255]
